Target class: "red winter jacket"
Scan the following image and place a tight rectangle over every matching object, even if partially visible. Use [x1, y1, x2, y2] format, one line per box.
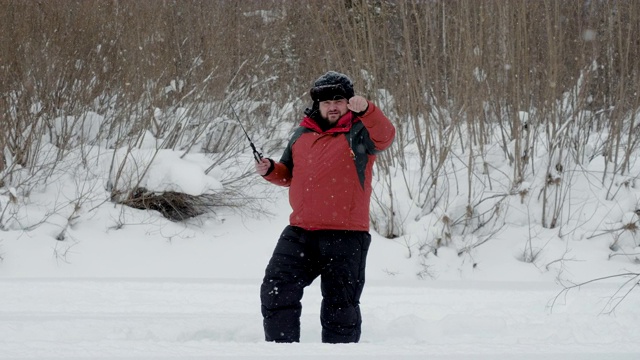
[263, 101, 395, 231]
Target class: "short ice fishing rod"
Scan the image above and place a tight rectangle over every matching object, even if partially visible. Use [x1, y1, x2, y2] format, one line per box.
[230, 105, 263, 163]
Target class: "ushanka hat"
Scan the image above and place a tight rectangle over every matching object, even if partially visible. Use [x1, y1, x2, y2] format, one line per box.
[309, 71, 355, 102]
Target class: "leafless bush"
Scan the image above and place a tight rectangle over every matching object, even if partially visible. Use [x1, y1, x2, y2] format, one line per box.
[551, 272, 640, 314]
[117, 187, 244, 222]
[1, 1, 639, 243]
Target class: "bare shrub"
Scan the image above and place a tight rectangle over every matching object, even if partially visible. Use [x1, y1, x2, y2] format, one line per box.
[118, 187, 238, 222]
[1, 0, 639, 254]
[551, 272, 640, 314]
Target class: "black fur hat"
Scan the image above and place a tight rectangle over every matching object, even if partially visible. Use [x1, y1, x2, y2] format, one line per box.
[309, 71, 354, 102]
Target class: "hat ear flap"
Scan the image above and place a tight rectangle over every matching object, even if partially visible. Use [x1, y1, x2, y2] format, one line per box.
[304, 101, 320, 118]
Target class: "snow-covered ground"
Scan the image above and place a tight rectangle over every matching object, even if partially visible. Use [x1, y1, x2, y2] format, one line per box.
[2, 187, 640, 359]
[3, 277, 640, 359]
[2, 121, 640, 359]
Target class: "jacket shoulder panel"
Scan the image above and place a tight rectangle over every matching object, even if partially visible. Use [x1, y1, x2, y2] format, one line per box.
[280, 127, 312, 171]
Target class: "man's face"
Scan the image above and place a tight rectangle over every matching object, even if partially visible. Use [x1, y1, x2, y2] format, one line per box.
[319, 98, 348, 123]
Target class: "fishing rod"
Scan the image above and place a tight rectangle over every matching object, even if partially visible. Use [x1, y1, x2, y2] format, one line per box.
[230, 105, 263, 163]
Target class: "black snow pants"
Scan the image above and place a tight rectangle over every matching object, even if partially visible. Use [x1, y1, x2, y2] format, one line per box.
[260, 225, 372, 343]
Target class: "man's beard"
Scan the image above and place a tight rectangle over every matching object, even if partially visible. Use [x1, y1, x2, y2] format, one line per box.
[315, 116, 335, 132]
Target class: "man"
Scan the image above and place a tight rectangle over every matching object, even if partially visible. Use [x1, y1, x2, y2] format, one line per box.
[255, 71, 395, 343]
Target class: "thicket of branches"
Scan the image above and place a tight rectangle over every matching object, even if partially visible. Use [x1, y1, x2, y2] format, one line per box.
[1, 1, 639, 244]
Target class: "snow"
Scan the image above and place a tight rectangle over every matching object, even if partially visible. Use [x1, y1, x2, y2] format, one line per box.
[3, 278, 640, 359]
[2, 128, 640, 359]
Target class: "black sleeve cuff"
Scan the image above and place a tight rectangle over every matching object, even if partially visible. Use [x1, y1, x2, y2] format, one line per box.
[262, 158, 276, 177]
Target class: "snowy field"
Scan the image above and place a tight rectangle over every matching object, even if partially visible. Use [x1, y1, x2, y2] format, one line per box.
[3, 277, 640, 359]
[2, 188, 640, 359]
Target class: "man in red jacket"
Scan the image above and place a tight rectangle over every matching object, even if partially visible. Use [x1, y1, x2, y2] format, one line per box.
[255, 71, 395, 343]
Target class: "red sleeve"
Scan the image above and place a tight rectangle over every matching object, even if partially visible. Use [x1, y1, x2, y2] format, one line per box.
[263, 161, 292, 187]
[359, 101, 395, 151]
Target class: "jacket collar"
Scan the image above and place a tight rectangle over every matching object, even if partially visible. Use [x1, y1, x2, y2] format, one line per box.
[300, 111, 357, 134]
